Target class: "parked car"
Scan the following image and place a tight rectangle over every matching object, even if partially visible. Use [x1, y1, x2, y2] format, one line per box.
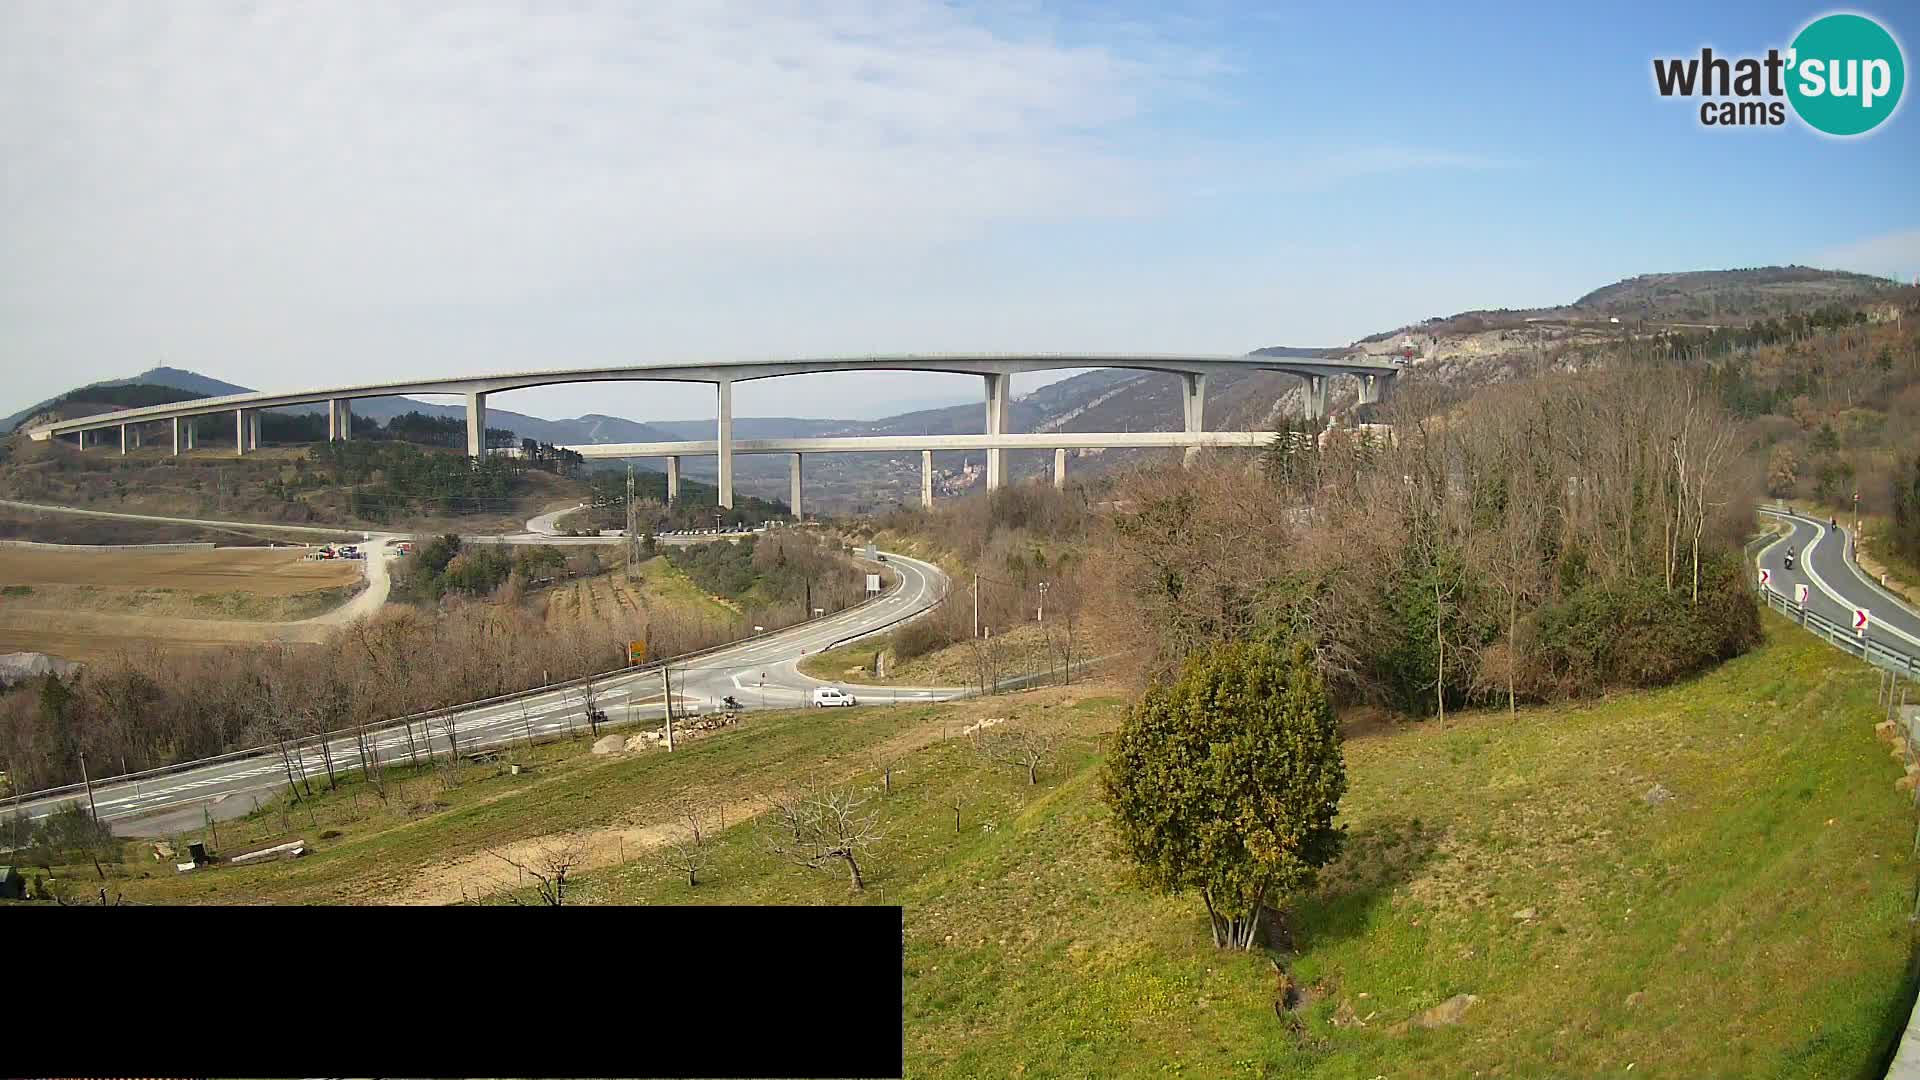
[811, 686, 857, 708]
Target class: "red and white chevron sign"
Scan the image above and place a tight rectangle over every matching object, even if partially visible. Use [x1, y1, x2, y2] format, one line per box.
[1855, 608, 1870, 635]
[1795, 583, 1809, 605]
[1758, 567, 1771, 587]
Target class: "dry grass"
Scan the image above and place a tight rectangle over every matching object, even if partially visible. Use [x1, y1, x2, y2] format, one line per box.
[0, 545, 357, 593]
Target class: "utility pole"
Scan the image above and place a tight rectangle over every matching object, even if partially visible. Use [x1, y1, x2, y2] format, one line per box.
[974, 571, 981, 638]
[662, 662, 676, 752]
[78, 750, 99, 824]
[626, 465, 640, 580]
[1038, 581, 1048, 622]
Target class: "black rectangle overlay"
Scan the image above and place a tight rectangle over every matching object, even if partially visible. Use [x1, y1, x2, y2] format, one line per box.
[6, 904, 905, 1079]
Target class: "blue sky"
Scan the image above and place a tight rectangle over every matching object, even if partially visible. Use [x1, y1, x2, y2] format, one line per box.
[2, 1, 1914, 422]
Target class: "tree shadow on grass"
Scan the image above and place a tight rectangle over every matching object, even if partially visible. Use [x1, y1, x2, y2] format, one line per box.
[1859, 935, 1920, 1080]
[1270, 815, 1444, 956]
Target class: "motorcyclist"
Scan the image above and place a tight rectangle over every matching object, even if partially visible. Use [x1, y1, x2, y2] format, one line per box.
[723, 694, 742, 711]
[1785, 546, 1795, 570]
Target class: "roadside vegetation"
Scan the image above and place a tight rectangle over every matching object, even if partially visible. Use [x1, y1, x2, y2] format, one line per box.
[1101, 365, 1762, 714]
[28, 618, 1912, 1076]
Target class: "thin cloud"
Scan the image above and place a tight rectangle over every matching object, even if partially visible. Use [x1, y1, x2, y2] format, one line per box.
[1811, 228, 1920, 281]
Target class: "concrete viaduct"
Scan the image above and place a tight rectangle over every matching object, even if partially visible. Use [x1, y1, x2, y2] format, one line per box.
[24, 354, 1398, 510]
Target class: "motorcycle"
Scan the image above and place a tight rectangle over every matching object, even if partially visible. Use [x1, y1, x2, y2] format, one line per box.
[722, 695, 743, 711]
[1784, 547, 1795, 571]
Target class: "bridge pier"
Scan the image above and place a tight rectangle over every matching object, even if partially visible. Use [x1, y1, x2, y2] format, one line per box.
[466, 391, 487, 458]
[716, 381, 734, 509]
[922, 450, 934, 509]
[235, 410, 246, 456]
[984, 372, 1009, 492]
[249, 411, 261, 451]
[184, 420, 196, 451]
[1182, 372, 1206, 431]
[666, 455, 680, 503]
[171, 417, 181, 456]
[789, 453, 803, 519]
[1359, 373, 1387, 406]
[1183, 371, 1207, 466]
[1054, 448, 1067, 490]
[120, 424, 128, 455]
[1304, 376, 1328, 423]
[329, 398, 354, 441]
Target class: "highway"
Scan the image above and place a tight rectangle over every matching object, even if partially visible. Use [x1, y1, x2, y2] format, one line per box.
[1755, 507, 1920, 655]
[4, 542, 962, 836]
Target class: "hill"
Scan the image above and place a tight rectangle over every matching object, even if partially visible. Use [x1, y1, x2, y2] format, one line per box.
[94, 618, 1916, 1075]
[7, 265, 1909, 507]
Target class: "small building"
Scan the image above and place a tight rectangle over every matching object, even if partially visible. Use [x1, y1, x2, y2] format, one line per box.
[0, 864, 24, 900]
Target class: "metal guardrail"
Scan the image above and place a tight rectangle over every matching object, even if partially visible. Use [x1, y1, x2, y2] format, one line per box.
[1752, 507, 1920, 679]
[1756, 584, 1920, 679]
[4, 549, 933, 811]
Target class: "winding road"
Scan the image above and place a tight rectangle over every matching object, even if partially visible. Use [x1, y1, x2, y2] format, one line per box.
[1754, 507, 1920, 655]
[1, 502, 963, 835]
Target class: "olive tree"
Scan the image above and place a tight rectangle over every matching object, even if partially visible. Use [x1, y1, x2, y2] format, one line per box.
[1101, 639, 1346, 951]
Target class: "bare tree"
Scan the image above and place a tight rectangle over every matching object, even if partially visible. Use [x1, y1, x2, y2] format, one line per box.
[487, 840, 585, 906]
[761, 782, 888, 892]
[653, 806, 721, 887]
[578, 673, 605, 737]
[1042, 567, 1085, 686]
[974, 722, 1061, 785]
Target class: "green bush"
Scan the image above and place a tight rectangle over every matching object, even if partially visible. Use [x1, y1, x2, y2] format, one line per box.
[1529, 553, 1760, 696]
[889, 618, 954, 662]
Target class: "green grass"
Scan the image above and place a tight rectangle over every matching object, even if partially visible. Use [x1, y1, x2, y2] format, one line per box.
[106, 702, 950, 904]
[80, 615, 1920, 1076]
[635, 554, 739, 618]
[627, 616, 1920, 1078]
[798, 638, 889, 680]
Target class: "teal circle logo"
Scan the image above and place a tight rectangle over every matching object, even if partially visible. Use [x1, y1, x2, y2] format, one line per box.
[1787, 13, 1905, 136]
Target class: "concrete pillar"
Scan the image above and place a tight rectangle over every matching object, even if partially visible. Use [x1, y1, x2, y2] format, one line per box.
[329, 399, 354, 441]
[235, 410, 246, 456]
[1305, 376, 1328, 423]
[171, 417, 181, 456]
[184, 420, 196, 450]
[248, 411, 261, 450]
[715, 381, 734, 509]
[1182, 372, 1207, 432]
[983, 372, 1009, 492]
[1054, 448, 1067, 490]
[921, 450, 934, 509]
[465, 391, 487, 458]
[788, 453, 803, 519]
[120, 424, 128, 455]
[1358, 375, 1380, 406]
[666, 456, 681, 503]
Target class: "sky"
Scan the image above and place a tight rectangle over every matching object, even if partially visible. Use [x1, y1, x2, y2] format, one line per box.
[3, 1, 1916, 423]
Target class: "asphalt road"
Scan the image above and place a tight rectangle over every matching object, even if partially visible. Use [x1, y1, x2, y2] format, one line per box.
[5, 548, 960, 836]
[1755, 508, 1920, 654]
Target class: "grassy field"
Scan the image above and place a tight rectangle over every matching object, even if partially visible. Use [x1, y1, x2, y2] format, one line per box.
[799, 620, 1058, 686]
[54, 613, 1920, 1075]
[0, 545, 367, 657]
[543, 556, 740, 630]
